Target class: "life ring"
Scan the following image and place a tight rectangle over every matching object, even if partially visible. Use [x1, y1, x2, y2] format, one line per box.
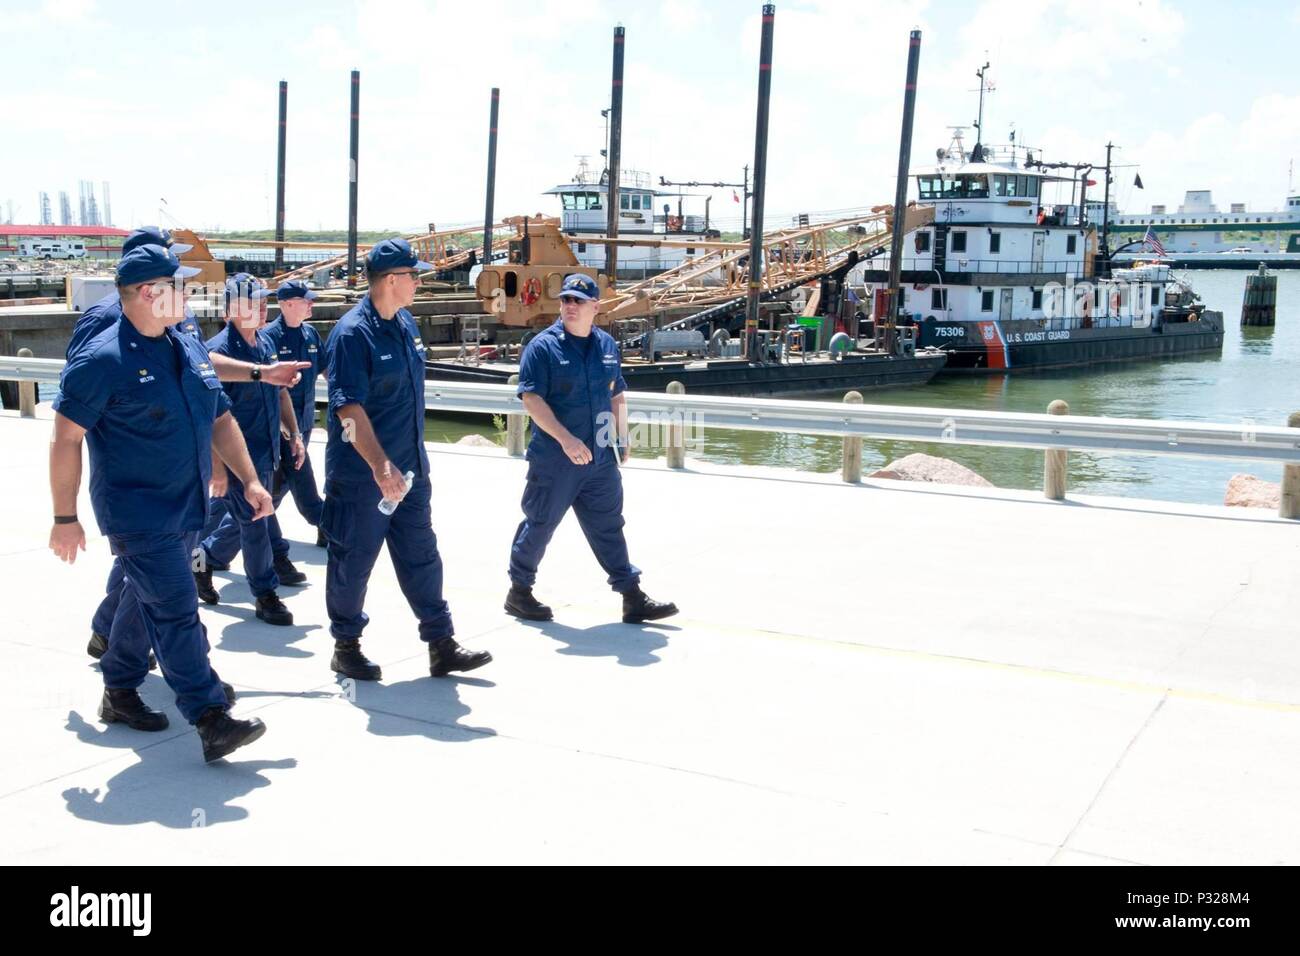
[520, 277, 541, 306]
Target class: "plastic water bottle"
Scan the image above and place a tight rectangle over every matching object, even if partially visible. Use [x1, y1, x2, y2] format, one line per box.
[377, 470, 415, 515]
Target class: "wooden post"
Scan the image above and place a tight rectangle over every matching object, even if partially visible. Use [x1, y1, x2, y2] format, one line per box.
[841, 390, 863, 483]
[17, 348, 36, 418]
[506, 374, 525, 457]
[1044, 399, 1069, 500]
[1281, 411, 1300, 520]
[667, 380, 685, 469]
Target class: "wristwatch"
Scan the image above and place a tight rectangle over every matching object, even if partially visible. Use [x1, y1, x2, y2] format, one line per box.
[250, 365, 262, 381]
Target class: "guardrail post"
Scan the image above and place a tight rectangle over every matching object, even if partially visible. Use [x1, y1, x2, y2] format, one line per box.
[505, 374, 525, 457]
[1044, 399, 1068, 500]
[841, 390, 863, 483]
[667, 381, 686, 469]
[17, 348, 36, 418]
[1281, 411, 1300, 519]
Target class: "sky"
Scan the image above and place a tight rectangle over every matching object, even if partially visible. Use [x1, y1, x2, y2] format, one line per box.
[4, 0, 1300, 234]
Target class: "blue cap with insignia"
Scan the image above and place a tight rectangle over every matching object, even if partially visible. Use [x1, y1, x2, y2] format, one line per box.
[224, 272, 272, 310]
[366, 237, 434, 273]
[558, 273, 599, 302]
[116, 244, 201, 285]
[122, 226, 192, 257]
[274, 279, 318, 301]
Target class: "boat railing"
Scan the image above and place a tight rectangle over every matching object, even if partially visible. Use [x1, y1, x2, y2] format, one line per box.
[864, 257, 1087, 278]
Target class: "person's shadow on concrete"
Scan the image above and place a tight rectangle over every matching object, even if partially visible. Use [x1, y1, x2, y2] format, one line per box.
[521, 619, 677, 667]
[341, 673, 497, 742]
[213, 611, 320, 659]
[61, 710, 295, 829]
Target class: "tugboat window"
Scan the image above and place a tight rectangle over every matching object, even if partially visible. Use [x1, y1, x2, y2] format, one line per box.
[989, 232, 1002, 254]
[1066, 235, 1077, 254]
[1151, 286, 1160, 305]
[951, 231, 967, 252]
[1004, 176, 1018, 198]
[917, 174, 988, 200]
[992, 175, 1006, 197]
[915, 231, 932, 252]
[981, 290, 994, 311]
[1032, 289, 1043, 310]
[621, 194, 630, 210]
[931, 288, 947, 309]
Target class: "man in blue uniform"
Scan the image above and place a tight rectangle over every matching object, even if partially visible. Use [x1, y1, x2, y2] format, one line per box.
[263, 279, 327, 558]
[194, 275, 306, 624]
[504, 274, 677, 624]
[322, 238, 491, 681]
[49, 245, 270, 762]
[80, 233, 310, 666]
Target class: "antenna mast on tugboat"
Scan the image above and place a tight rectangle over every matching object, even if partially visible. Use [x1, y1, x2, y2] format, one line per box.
[971, 61, 991, 161]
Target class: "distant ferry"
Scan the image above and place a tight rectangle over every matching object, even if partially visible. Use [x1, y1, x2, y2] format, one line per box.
[1108, 189, 1300, 268]
[849, 131, 1224, 372]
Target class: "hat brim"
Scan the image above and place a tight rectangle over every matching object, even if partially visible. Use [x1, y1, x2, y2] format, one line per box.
[558, 291, 597, 302]
[276, 289, 318, 301]
[249, 287, 273, 299]
[169, 242, 194, 255]
[413, 260, 434, 271]
[174, 265, 202, 279]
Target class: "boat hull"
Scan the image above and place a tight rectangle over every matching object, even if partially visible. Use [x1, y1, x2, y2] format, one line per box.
[918, 314, 1225, 373]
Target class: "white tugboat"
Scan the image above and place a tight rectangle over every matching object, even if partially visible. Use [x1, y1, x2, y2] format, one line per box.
[544, 156, 719, 279]
[850, 129, 1224, 372]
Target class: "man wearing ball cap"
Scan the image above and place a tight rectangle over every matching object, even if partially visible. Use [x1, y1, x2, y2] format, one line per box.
[49, 244, 271, 762]
[263, 279, 327, 559]
[504, 273, 677, 625]
[322, 238, 492, 681]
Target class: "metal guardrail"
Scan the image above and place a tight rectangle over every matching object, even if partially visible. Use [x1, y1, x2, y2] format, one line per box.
[3, 354, 1299, 466]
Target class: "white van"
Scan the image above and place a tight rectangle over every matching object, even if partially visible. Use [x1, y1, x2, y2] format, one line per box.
[17, 239, 87, 259]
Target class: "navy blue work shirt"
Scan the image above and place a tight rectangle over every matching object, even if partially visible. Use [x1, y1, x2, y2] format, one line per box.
[206, 321, 282, 475]
[53, 316, 232, 535]
[325, 295, 429, 484]
[263, 316, 324, 437]
[68, 292, 202, 360]
[516, 318, 627, 463]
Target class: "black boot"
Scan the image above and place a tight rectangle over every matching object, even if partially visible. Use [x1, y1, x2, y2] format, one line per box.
[429, 637, 492, 678]
[272, 553, 307, 586]
[87, 631, 157, 671]
[255, 592, 293, 626]
[622, 586, 679, 623]
[331, 639, 382, 681]
[315, 527, 327, 548]
[99, 688, 169, 732]
[194, 568, 219, 605]
[195, 707, 266, 763]
[504, 584, 553, 621]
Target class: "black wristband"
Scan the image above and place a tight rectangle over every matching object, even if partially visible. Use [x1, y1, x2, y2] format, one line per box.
[53, 515, 78, 524]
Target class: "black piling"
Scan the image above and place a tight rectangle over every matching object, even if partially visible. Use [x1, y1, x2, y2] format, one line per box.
[274, 80, 287, 273]
[885, 30, 922, 356]
[604, 26, 625, 287]
[744, 4, 776, 360]
[347, 70, 360, 289]
[483, 87, 500, 270]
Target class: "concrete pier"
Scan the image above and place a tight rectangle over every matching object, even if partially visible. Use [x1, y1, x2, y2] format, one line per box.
[1, 409, 1297, 865]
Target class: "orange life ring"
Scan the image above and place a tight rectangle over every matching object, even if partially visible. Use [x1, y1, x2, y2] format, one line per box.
[520, 277, 541, 306]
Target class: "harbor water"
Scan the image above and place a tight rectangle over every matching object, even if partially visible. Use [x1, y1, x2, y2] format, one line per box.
[425, 270, 1300, 506]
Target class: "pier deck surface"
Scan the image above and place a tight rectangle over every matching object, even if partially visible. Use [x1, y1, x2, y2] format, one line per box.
[1, 408, 1297, 865]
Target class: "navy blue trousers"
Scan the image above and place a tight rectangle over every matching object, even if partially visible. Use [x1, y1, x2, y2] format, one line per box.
[508, 455, 640, 592]
[99, 531, 229, 723]
[321, 475, 453, 643]
[269, 436, 324, 558]
[201, 471, 279, 597]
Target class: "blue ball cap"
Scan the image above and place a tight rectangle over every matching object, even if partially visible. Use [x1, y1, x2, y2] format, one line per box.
[116, 244, 201, 286]
[558, 273, 599, 302]
[366, 237, 433, 274]
[224, 272, 272, 307]
[122, 226, 192, 256]
[275, 279, 318, 302]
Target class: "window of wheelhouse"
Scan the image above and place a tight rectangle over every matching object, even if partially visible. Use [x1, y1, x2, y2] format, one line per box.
[951, 231, 967, 252]
[916, 174, 989, 200]
[915, 231, 932, 253]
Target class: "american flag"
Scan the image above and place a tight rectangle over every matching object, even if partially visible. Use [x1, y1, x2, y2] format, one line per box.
[1143, 226, 1167, 257]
